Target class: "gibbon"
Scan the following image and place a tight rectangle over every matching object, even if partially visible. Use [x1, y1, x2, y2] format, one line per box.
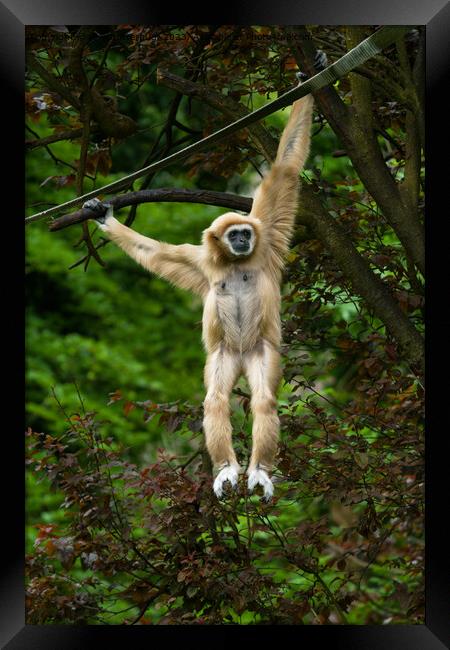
[84, 91, 314, 502]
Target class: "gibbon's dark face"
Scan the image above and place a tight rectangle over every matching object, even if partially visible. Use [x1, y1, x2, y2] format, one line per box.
[223, 224, 255, 257]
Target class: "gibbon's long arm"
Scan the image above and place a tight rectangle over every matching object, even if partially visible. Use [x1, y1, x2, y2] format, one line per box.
[92, 204, 209, 296]
[249, 95, 314, 269]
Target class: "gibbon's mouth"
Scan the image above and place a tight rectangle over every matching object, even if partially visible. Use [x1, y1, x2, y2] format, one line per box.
[233, 244, 251, 255]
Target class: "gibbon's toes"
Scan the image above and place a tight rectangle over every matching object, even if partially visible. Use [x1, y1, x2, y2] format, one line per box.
[247, 468, 274, 502]
[83, 198, 112, 225]
[213, 465, 239, 499]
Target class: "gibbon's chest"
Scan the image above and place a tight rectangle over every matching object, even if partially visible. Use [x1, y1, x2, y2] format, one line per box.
[212, 268, 262, 351]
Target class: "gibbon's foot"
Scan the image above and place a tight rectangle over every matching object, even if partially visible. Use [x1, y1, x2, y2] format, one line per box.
[213, 464, 239, 499]
[296, 49, 328, 82]
[83, 198, 113, 227]
[247, 467, 274, 502]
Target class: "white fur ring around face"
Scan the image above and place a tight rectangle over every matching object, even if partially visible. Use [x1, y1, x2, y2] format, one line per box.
[247, 467, 274, 501]
[213, 465, 239, 499]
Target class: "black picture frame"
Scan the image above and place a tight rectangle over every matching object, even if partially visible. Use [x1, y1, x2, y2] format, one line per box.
[5, 1, 449, 647]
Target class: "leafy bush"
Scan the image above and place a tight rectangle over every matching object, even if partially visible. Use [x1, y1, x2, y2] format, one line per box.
[26, 375, 423, 625]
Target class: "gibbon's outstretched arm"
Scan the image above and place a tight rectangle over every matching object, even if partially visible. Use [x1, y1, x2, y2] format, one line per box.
[249, 94, 314, 270]
[84, 199, 209, 297]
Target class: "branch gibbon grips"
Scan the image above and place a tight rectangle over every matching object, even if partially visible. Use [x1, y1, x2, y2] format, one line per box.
[84, 90, 314, 502]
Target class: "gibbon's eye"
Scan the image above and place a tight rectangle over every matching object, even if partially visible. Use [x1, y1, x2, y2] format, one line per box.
[242, 229, 251, 239]
[228, 230, 238, 239]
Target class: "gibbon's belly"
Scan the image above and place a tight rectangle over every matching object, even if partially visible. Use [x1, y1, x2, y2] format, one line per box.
[214, 268, 262, 352]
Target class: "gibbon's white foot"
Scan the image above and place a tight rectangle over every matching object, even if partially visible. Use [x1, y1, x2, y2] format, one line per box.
[83, 198, 114, 231]
[247, 467, 274, 502]
[213, 464, 240, 499]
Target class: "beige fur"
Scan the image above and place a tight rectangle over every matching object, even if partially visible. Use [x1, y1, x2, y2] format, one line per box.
[96, 94, 314, 495]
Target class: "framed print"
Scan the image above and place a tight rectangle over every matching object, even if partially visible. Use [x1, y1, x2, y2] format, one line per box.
[2, 1, 448, 647]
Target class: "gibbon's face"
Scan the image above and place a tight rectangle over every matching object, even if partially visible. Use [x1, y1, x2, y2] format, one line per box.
[204, 213, 261, 263]
[222, 223, 256, 257]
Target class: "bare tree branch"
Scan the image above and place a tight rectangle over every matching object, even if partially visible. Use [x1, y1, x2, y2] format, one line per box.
[411, 28, 425, 148]
[395, 35, 422, 217]
[49, 189, 253, 231]
[26, 128, 85, 150]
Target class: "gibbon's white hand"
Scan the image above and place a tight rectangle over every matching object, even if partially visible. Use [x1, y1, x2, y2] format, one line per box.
[83, 198, 114, 232]
[296, 49, 328, 84]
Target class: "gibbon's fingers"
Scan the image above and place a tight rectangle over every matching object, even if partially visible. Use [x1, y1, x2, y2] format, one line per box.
[83, 198, 114, 230]
[314, 49, 328, 72]
[295, 49, 328, 83]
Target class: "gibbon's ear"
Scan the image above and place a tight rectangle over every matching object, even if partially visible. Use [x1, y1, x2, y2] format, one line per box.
[203, 227, 219, 246]
[203, 228, 218, 241]
[202, 224, 229, 266]
[203, 225, 231, 265]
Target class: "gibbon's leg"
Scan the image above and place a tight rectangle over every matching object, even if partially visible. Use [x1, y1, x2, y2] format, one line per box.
[203, 346, 242, 498]
[242, 340, 282, 502]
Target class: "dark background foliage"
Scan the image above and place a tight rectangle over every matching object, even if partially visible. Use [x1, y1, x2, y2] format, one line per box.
[25, 25, 424, 625]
